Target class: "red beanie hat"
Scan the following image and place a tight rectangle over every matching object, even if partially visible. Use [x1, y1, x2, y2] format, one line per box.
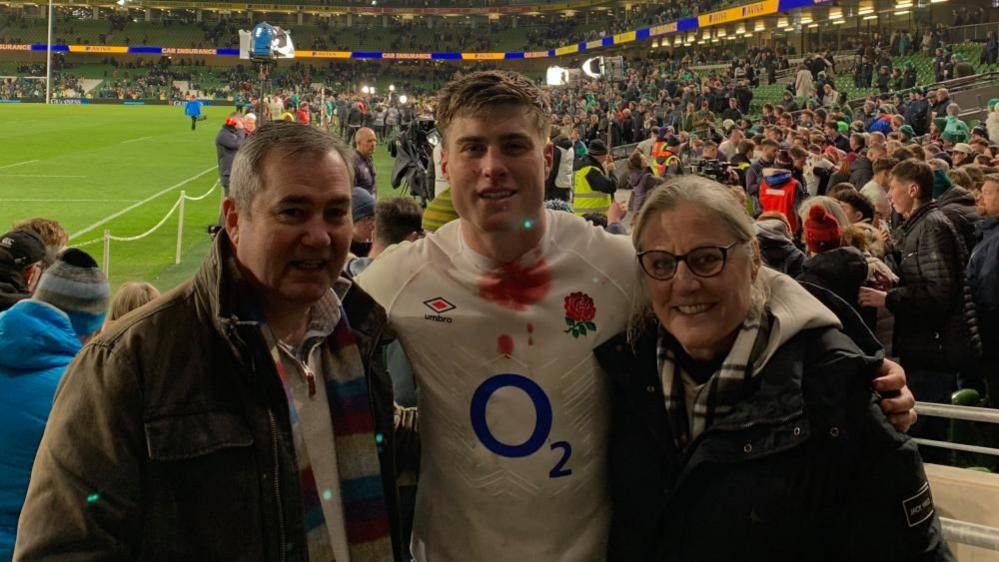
[805, 205, 842, 254]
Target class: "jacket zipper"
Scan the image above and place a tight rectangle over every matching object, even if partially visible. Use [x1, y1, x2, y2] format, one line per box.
[268, 409, 287, 562]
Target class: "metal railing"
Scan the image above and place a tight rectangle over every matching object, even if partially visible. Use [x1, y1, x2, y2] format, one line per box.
[773, 53, 856, 83]
[944, 22, 999, 45]
[917, 402, 999, 425]
[839, 64, 999, 110]
[909, 401, 999, 457]
[914, 401, 999, 551]
[941, 518, 999, 552]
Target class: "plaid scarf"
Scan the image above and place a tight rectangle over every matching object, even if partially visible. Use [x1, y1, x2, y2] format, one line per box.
[657, 310, 771, 450]
[267, 309, 393, 562]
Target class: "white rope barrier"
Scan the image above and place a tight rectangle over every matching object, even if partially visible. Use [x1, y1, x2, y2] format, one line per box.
[182, 180, 219, 201]
[108, 197, 183, 242]
[81, 179, 222, 275]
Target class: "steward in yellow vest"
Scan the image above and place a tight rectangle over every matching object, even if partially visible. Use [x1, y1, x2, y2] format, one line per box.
[573, 139, 617, 216]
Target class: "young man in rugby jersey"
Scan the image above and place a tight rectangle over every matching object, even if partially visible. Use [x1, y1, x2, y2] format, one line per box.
[358, 70, 916, 562]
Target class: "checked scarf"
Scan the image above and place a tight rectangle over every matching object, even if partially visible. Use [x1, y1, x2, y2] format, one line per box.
[657, 309, 771, 450]
[266, 308, 393, 562]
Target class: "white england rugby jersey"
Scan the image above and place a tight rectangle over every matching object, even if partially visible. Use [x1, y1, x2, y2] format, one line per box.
[358, 210, 638, 562]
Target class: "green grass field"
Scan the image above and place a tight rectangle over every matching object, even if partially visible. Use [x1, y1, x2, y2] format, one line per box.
[0, 104, 398, 294]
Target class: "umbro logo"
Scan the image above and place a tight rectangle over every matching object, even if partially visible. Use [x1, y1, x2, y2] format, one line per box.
[423, 297, 455, 323]
[423, 297, 456, 314]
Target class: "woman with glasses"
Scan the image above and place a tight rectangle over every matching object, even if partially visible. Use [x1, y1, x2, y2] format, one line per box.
[595, 176, 951, 562]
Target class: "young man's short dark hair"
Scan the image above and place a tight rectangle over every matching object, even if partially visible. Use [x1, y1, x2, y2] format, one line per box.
[827, 182, 858, 199]
[892, 147, 916, 161]
[833, 189, 875, 222]
[374, 197, 423, 247]
[890, 158, 934, 201]
[873, 158, 898, 175]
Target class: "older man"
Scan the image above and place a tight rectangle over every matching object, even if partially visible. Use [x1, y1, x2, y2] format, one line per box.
[15, 122, 407, 561]
[354, 126, 378, 196]
[932, 88, 954, 119]
[968, 174, 999, 418]
[358, 70, 917, 562]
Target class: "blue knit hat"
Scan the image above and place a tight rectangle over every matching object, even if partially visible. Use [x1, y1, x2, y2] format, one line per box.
[351, 186, 376, 222]
[33, 248, 110, 338]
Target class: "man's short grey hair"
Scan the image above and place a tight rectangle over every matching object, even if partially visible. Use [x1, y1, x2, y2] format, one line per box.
[229, 121, 354, 212]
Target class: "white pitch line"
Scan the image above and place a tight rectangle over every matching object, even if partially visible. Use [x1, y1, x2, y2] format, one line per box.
[0, 159, 40, 170]
[0, 174, 86, 178]
[69, 166, 217, 241]
[121, 136, 154, 144]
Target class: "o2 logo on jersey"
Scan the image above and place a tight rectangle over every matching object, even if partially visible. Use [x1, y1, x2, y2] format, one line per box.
[469, 374, 572, 479]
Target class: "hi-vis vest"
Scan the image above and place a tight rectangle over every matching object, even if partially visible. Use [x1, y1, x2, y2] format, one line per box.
[573, 165, 612, 216]
[759, 178, 801, 233]
[651, 141, 678, 176]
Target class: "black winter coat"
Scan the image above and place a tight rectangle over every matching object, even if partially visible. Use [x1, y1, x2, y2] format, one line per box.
[849, 155, 874, 188]
[905, 98, 931, 136]
[756, 230, 806, 278]
[936, 186, 982, 252]
[214, 124, 245, 188]
[931, 98, 952, 118]
[798, 246, 876, 330]
[968, 218, 999, 362]
[886, 203, 963, 370]
[594, 287, 952, 562]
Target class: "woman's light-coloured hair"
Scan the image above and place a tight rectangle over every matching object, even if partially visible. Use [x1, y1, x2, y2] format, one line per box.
[627, 176, 767, 342]
[844, 222, 886, 258]
[106, 282, 160, 324]
[797, 195, 850, 233]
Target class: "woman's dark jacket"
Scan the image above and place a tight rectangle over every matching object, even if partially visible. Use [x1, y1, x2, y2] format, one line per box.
[595, 286, 952, 562]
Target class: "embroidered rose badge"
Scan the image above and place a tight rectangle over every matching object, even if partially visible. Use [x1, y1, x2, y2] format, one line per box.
[564, 292, 597, 338]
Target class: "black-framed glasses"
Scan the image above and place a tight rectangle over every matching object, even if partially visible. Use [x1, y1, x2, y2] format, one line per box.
[637, 242, 741, 281]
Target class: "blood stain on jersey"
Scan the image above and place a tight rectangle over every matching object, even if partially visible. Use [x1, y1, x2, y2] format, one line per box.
[478, 258, 552, 311]
[527, 323, 534, 346]
[498, 334, 514, 356]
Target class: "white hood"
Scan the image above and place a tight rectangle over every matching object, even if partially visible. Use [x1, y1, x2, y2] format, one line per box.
[987, 109, 999, 145]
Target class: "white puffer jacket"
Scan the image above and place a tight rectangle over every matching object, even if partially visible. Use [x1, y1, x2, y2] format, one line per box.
[987, 107, 999, 144]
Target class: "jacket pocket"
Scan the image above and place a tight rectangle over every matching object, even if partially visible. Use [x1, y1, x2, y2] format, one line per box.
[144, 411, 254, 461]
[140, 412, 263, 560]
